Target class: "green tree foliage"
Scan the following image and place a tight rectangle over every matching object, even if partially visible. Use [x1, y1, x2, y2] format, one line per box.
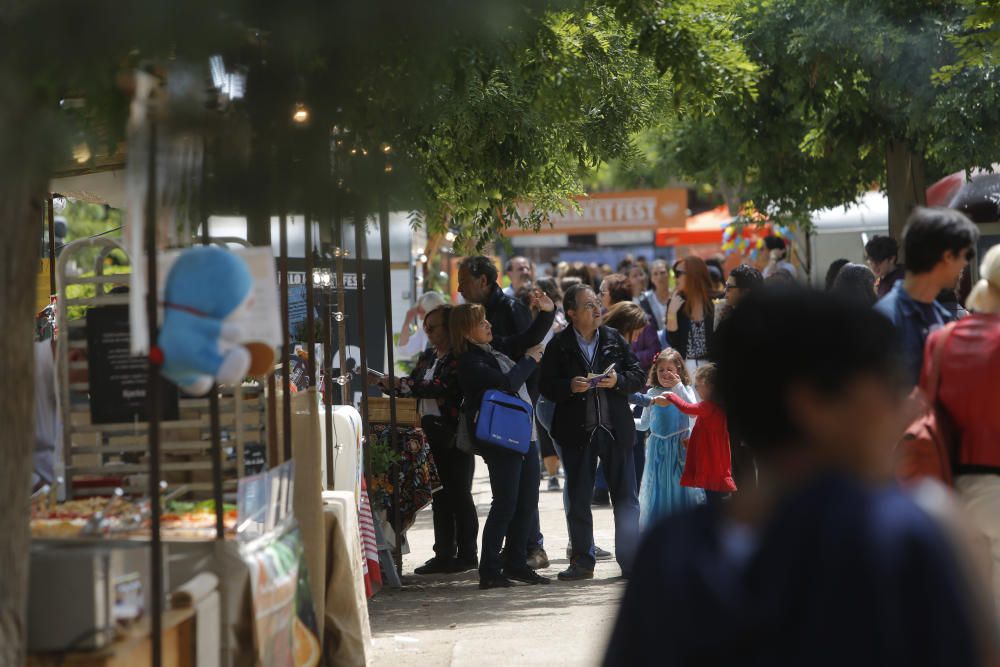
[6, 1, 756, 245]
[617, 0, 1000, 234]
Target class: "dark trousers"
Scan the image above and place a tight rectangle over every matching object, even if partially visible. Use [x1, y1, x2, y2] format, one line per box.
[562, 429, 640, 574]
[428, 437, 479, 562]
[479, 441, 540, 578]
[633, 431, 646, 493]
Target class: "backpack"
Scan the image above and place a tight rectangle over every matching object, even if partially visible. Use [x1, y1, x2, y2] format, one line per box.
[896, 323, 958, 485]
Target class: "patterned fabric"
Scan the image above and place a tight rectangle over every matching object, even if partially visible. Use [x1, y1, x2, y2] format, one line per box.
[371, 424, 441, 534]
[396, 348, 462, 423]
[687, 319, 708, 360]
[359, 477, 382, 598]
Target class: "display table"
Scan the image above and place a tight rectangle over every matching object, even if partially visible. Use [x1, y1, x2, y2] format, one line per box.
[28, 608, 195, 667]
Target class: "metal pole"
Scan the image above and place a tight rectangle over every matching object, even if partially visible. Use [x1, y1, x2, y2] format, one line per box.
[279, 211, 293, 461]
[201, 198, 225, 540]
[376, 159, 403, 576]
[144, 120, 164, 667]
[322, 283, 335, 489]
[334, 236, 349, 405]
[47, 195, 57, 297]
[305, 216, 316, 390]
[352, 203, 371, 439]
[332, 148, 350, 406]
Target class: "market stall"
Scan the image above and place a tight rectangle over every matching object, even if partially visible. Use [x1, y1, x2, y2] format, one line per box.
[25, 60, 427, 667]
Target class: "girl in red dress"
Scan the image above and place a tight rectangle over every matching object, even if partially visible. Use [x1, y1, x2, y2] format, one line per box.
[653, 363, 736, 499]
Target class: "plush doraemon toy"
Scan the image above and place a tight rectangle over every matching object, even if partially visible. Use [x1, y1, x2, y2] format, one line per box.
[155, 246, 254, 396]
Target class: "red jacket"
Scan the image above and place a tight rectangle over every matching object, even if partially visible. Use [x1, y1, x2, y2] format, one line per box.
[921, 314, 1000, 473]
[665, 394, 737, 492]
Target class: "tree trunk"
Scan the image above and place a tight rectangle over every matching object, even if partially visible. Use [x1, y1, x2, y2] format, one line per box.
[885, 140, 928, 251]
[0, 50, 57, 662]
[0, 182, 45, 667]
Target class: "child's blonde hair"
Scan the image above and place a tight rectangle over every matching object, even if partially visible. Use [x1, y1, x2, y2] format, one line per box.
[648, 348, 690, 388]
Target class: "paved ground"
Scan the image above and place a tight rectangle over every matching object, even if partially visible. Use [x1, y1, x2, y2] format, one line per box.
[369, 459, 626, 666]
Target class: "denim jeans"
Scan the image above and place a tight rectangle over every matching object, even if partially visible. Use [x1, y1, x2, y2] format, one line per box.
[562, 429, 640, 574]
[479, 441, 541, 578]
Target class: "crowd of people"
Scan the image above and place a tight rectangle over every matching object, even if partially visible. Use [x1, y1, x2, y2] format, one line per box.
[385, 206, 999, 663]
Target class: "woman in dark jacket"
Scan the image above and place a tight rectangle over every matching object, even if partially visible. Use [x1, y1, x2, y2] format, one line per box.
[371, 305, 478, 575]
[666, 256, 716, 378]
[452, 301, 552, 589]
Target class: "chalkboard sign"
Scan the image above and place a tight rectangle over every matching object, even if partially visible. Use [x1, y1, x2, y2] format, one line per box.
[86, 305, 180, 424]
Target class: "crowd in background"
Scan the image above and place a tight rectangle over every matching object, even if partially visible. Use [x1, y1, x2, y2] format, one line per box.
[385, 206, 1000, 664]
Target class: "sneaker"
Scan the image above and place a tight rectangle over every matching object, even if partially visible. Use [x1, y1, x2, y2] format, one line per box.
[503, 568, 551, 585]
[414, 557, 454, 575]
[449, 557, 478, 573]
[565, 545, 613, 560]
[547, 477, 561, 492]
[479, 575, 515, 590]
[591, 489, 610, 506]
[557, 563, 595, 582]
[526, 548, 550, 570]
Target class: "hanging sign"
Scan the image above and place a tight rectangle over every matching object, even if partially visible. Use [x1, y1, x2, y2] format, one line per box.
[86, 304, 180, 424]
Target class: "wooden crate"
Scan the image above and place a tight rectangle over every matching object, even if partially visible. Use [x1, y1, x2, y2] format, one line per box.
[366, 397, 419, 427]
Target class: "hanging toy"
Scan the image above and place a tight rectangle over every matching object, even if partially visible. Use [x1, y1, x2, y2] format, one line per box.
[155, 246, 258, 396]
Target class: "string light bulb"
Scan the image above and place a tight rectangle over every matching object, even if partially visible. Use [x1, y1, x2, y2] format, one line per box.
[381, 143, 392, 154]
[72, 142, 92, 164]
[384, 163, 393, 174]
[292, 103, 310, 124]
[445, 231, 457, 242]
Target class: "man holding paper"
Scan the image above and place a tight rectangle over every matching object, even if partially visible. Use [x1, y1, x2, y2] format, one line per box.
[540, 284, 645, 581]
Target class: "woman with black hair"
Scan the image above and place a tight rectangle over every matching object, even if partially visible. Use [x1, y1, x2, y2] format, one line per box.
[824, 258, 850, 291]
[832, 263, 878, 307]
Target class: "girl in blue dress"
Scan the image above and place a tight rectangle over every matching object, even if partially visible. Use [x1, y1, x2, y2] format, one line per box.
[637, 348, 706, 529]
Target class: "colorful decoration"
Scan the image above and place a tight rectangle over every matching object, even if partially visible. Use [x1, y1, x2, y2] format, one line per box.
[720, 221, 796, 261]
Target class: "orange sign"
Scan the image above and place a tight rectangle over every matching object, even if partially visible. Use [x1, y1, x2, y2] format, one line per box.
[505, 188, 687, 236]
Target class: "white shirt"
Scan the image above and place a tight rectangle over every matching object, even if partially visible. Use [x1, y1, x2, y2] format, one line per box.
[397, 327, 428, 359]
[418, 357, 441, 418]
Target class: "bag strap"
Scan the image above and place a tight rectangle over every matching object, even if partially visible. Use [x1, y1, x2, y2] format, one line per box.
[925, 321, 957, 404]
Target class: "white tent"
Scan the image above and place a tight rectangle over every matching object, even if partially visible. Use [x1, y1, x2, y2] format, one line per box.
[807, 191, 888, 285]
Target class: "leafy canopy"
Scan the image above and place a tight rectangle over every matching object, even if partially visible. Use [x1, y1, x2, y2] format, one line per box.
[4, 0, 756, 247]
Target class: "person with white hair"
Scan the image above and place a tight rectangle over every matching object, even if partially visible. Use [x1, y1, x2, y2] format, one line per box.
[397, 290, 447, 359]
[923, 243, 1000, 610]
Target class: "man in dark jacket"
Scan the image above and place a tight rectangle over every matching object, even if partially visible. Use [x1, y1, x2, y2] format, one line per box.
[458, 256, 533, 338]
[458, 255, 553, 568]
[541, 284, 645, 580]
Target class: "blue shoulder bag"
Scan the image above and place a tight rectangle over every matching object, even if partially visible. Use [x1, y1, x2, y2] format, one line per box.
[474, 389, 533, 455]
